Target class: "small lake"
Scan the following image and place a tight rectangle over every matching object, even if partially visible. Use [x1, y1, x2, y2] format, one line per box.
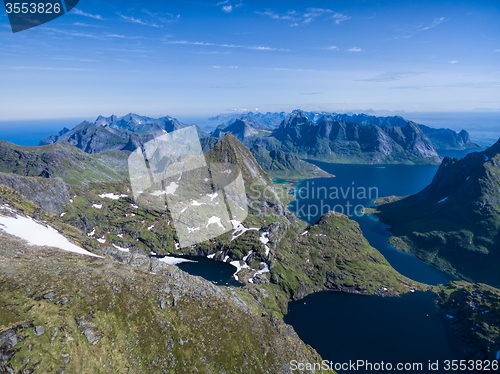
[151, 254, 241, 287]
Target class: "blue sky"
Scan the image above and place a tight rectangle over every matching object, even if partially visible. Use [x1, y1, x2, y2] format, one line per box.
[0, 0, 499, 120]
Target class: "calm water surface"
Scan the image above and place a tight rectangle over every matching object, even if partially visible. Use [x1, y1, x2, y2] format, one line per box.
[284, 153, 483, 371]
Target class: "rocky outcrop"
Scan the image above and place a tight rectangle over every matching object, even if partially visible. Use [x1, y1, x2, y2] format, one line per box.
[0, 172, 69, 214]
[0, 140, 129, 185]
[265, 112, 441, 164]
[374, 138, 500, 286]
[39, 113, 206, 154]
[212, 119, 260, 141]
[251, 146, 332, 180]
[433, 281, 500, 361]
[420, 125, 480, 150]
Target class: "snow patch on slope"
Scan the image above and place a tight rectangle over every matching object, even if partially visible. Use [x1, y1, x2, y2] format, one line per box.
[0, 214, 102, 258]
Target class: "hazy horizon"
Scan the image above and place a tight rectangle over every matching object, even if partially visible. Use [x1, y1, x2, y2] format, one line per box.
[1, 109, 498, 147]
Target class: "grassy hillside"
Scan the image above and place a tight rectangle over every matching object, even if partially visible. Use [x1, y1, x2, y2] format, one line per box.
[433, 281, 500, 361]
[0, 141, 129, 185]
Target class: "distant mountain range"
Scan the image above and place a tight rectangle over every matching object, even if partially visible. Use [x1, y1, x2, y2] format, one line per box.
[210, 110, 480, 151]
[38, 111, 479, 166]
[373, 138, 500, 286]
[39, 113, 206, 154]
[211, 112, 445, 164]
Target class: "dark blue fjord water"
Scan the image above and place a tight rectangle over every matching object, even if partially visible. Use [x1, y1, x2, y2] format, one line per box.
[284, 291, 471, 373]
[283, 150, 482, 372]
[289, 162, 453, 285]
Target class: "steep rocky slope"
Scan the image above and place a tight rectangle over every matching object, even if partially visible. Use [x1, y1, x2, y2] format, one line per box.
[420, 125, 480, 150]
[373, 139, 500, 286]
[250, 146, 332, 180]
[212, 119, 261, 141]
[263, 112, 441, 164]
[433, 281, 500, 361]
[0, 172, 69, 214]
[0, 188, 327, 373]
[0, 141, 129, 185]
[209, 110, 479, 151]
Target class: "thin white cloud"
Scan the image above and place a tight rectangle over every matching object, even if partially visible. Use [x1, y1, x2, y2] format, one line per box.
[495, 49, 500, 52]
[3, 66, 91, 71]
[218, 1, 241, 13]
[347, 47, 363, 52]
[118, 13, 161, 27]
[449, 60, 458, 64]
[40, 27, 131, 40]
[256, 8, 349, 26]
[140, 8, 180, 23]
[72, 22, 104, 28]
[332, 13, 351, 24]
[358, 71, 420, 82]
[167, 40, 290, 51]
[419, 17, 447, 31]
[323, 46, 338, 50]
[51, 56, 101, 62]
[194, 51, 231, 55]
[213, 66, 221, 68]
[72, 9, 103, 20]
[256, 10, 298, 21]
[248, 46, 274, 50]
[141, 8, 158, 17]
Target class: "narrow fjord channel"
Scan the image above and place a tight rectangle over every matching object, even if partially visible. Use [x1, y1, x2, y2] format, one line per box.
[284, 150, 480, 373]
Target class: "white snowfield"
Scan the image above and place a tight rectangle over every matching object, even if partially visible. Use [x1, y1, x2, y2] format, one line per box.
[92, 204, 103, 209]
[229, 220, 260, 241]
[242, 250, 253, 262]
[191, 200, 205, 206]
[207, 192, 218, 201]
[0, 213, 102, 258]
[206, 216, 225, 229]
[259, 232, 271, 257]
[98, 193, 127, 200]
[112, 244, 129, 252]
[248, 262, 270, 284]
[158, 256, 196, 265]
[229, 260, 250, 281]
[150, 182, 179, 197]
